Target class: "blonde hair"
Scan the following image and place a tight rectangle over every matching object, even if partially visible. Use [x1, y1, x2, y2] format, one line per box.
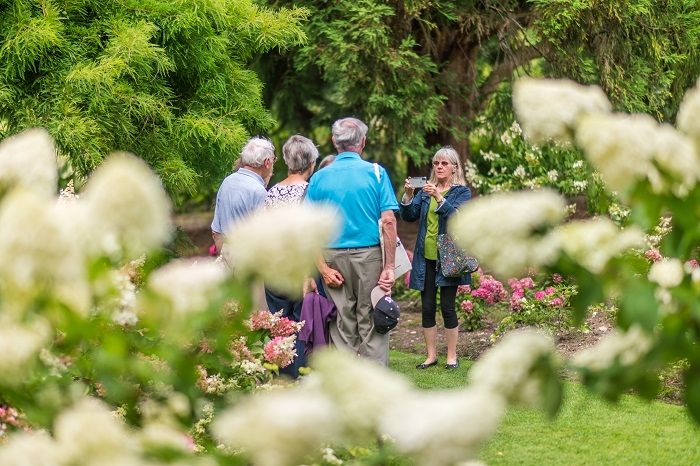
[427, 146, 467, 186]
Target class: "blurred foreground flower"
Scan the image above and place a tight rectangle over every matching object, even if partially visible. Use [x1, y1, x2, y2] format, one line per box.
[449, 189, 566, 278]
[468, 329, 557, 407]
[513, 78, 611, 144]
[572, 325, 653, 371]
[0, 128, 57, 198]
[82, 152, 173, 259]
[554, 217, 644, 273]
[224, 204, 339, 297]
[648, 258, 685, 289]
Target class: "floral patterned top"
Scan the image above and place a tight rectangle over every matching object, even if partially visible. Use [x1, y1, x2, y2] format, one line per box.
[265, 182, 309, 209]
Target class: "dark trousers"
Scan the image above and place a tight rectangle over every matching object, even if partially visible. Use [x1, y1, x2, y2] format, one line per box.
[264, 287, 306, 379]
[421, 259, 458, 329]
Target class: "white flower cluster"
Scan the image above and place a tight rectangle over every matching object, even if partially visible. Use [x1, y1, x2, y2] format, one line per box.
[224, 203, 339, 297]
[572, 325, 653, 371]
[554, 217, 645, 273]
[0, 397, 196, 465]
[0, 320, 52, 386]
[513, 78, 611, 144]
[677, 77, 700, 148]
[648, 258, 685, 289]
[468, 329, 556, 407]
[449, 189, 566, 278]
[0, 128, 57, 198]
[213, 335, 558, 466]
[576, 113, 700, 196]
[146, 258, 226, 318]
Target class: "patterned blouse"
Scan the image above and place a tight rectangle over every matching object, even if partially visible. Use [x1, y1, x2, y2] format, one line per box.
[265, 182, 309, 209]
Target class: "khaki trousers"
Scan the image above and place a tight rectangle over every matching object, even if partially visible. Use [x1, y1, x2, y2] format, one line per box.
[323, 246, 389, 366]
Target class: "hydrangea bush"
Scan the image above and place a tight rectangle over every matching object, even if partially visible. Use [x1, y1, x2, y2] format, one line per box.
[451, 76, 700, 422]
[456, 270, 579, 337]
[0, 129, 564, 464]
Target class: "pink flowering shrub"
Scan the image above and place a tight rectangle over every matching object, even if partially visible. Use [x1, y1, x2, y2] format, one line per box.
[456, 270, 579, 337]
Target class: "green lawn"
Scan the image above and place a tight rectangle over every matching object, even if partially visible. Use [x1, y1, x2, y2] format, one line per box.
[389, 350, 700, 465]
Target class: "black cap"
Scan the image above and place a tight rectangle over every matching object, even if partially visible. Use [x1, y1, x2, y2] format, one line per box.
[371, 286, 400, 335]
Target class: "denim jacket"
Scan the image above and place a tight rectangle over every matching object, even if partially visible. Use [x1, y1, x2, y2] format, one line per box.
[399, 185, 472, 291]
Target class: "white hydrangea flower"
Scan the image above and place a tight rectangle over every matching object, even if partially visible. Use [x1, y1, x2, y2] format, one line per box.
[308, 349, 412, 441]
[572, 324, 653, 371]
[379, 390, 505, 466]
[648, 258, 685, 289]
[146, 258, 226, 317]
[554, 217, 645, 273]
[677, 77, 700, 147]
[577, 113, 700, 196]
[212, 384, 340, 466]
[0, 128, 58, 198]
[54, 397, 139, 462]
[0, 190, 88, 305]
[468, 329, 556, 407]
[82, 153, 173, 259]
[139, 423, 190, 453]
[513, 78, 611, 144]
[449, 189, 566, 278]
[224, 204, 339, 297]
[0, 320, 52, 386]
[0, 430, 64, 466]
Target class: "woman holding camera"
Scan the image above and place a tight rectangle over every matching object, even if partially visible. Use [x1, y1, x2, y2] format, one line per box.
[399, 146, 471, 370]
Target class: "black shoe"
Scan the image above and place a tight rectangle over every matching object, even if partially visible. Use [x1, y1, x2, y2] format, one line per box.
[415, 360, 438, 369]
[446, 359, 460, 370]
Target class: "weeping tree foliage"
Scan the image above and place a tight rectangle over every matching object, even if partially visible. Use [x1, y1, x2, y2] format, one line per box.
[0, 0, 308, 199]
[259, 0, 700, 170]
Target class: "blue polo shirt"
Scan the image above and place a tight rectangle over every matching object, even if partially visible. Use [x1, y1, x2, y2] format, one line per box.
[306, 152, 398, 248]
[211, 168, 267, 235]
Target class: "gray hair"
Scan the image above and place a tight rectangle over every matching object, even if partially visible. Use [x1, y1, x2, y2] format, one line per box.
[240, 136, 276, 167]
[428, 146, 467, 186]
[331, 117, 368, 150]
[283, 134, 319, 174]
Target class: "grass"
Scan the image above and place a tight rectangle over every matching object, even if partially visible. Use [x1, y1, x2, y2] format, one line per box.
[389, 350, 700, 465]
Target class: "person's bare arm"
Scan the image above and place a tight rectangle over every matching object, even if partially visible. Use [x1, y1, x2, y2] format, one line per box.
[378, 210, 397, 292]
[212, 230, 223, 255]
[317, 255, 344, 288]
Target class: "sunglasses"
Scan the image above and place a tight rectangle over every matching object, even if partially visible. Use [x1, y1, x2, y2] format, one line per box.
[432, 160, 453, 167]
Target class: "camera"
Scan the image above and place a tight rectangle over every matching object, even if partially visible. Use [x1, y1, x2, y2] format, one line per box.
[408, 176, 427, 189]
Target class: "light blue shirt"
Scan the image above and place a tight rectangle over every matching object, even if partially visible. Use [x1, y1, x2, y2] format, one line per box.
[306, 152, 398, 248]
[211, 168, 267, 234]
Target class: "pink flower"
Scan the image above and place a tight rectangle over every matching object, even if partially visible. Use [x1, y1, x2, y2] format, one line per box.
[535, 291, 546, 300]
[545, 287, 557, 295]
[550, 298, 564, 307]
[457, 285, 471, 294]
[552, 273, 563, 284]
[471, 277, 508, 303]
[461, 300, 474, 312]
[686, 259, 699, 268]
[271, 317, 304, 338]
[519, 277, 535, 289]
[645, 249, 663, 262]
[228, 337, 253, 362]
[263, 336, 296, 367]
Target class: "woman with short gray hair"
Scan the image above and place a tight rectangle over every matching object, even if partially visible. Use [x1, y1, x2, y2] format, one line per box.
[264, 134, 320, 379]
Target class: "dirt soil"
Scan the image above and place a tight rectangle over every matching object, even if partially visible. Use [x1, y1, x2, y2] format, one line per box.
[388, 299, 615, 362]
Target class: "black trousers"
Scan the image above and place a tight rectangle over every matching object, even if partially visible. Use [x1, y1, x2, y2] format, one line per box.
[420, 259, 458, 329]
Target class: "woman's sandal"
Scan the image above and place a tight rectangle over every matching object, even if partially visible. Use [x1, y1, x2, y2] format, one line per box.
[445, 359, 460, 370]
[415, 359, 438, 369]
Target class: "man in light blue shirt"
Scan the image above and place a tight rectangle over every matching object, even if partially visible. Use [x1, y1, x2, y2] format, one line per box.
[211, 137, 276, 254]
[306, 117, 399, 366]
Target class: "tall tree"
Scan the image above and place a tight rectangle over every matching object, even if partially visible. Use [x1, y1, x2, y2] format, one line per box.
[259, 0, 700, 171]
[0, 0, 308, 197]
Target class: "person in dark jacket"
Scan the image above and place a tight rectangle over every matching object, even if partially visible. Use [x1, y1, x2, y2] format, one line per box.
[399, 146, 471, 370]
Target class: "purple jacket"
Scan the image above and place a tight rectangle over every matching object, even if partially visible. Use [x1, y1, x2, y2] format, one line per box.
[299, 292, 338, 354]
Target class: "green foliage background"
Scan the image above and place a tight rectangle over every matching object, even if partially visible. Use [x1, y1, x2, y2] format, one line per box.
[0, 0, 307, 202]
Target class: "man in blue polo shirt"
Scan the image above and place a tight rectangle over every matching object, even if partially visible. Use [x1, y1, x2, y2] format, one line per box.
[306, 117, 399, 366]
[211, 136, 276, 256]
